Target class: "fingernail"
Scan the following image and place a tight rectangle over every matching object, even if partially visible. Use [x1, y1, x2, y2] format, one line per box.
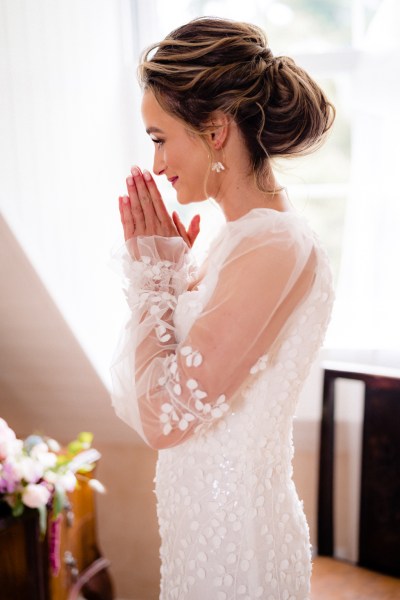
[127, 176, 133, 185]
[131, 166, 139, 176]
[143, 169, 151, 181]
[122, 196, 129, 204]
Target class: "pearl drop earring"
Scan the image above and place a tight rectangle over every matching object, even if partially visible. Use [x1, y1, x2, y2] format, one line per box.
[211, 161, 225, 173]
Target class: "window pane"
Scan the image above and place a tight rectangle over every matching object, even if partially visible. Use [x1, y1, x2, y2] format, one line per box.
[275, 74, 351, 185]
[290, 192, 347, 284]
[155, 0, 353, 51]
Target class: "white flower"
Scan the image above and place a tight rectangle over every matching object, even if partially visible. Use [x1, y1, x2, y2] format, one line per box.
[46, 438, 61, 453]
[30, 443, 57, 469]
[88, 479, 106, 494]
[22, 483, 51, 508]
[0, 418, 18, 460]
[60, 471, 76, 492]
[44, 470, 77, 493]
[60, 471, 77, 492]
[14, 456, 44, 483]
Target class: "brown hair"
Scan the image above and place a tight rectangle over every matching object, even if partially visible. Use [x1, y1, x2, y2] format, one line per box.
[138, 16, 335, 191]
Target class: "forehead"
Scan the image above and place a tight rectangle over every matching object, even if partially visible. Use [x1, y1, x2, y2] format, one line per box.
[141, 90, 178, 132]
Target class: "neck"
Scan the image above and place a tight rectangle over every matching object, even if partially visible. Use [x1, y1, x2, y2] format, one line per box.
[212, 171, 293, 222]
[209, 120, 294, 221]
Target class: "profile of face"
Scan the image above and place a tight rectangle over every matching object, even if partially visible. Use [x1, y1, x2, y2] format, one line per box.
[141, 90, 214, 204]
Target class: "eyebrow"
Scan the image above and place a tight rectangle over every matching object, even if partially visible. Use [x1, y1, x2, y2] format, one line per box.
[146, 126, 165, 135]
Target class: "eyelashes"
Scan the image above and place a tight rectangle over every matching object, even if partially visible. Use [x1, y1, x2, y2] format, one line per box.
[151, 137, 165, 147]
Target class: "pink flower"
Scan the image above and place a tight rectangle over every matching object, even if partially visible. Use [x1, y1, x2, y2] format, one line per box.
[0, 461, 20, 494]
[49, 516, 62, 576]
[22, 483, 51, 508]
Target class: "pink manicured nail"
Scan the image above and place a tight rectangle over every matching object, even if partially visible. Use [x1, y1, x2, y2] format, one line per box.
[143, 169, 151, 181]
[122, 196, 129, 204]
[127, 176, 133, 185]
[131, 166, 139, 176]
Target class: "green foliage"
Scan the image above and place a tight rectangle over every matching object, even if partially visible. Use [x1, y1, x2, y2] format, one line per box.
[78, 432, 93, 445]
[53, 485, 66, 519]
[38, 504, 47, 539]
[66, 431, 94, 459]
[12, 497, 24, 518]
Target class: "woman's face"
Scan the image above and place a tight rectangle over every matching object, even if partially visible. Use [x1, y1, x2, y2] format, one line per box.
[141, 90, 211, 204]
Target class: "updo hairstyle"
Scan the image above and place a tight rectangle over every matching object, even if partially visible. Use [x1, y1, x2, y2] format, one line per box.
[138, 17, 335, 191]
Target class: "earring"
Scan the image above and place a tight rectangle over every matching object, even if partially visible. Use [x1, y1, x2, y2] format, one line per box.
[211, 161, 225, 173]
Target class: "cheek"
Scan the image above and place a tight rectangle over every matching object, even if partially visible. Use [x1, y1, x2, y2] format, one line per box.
[190, 149, 210, 177]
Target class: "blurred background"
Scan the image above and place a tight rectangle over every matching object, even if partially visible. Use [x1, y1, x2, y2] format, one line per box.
[1, 1, 399, 598]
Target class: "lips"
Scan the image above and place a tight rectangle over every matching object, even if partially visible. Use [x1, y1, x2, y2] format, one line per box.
[168, 176, 178, 186]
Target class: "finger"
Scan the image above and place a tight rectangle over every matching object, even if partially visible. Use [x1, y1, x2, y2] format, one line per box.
[142, 169, 172, 224]
[187, 214, 201, 246]
[130, 166, 158, 231]
[126, 173, 146, 235]
[172, 211, 190, 246]
[119, 196, 136, 241]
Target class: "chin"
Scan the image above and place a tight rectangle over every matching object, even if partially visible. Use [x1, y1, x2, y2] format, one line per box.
[176, 189, 209, 205]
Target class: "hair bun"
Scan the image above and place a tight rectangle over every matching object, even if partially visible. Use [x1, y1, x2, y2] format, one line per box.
[258, 48, 275, 70]
[259, 55, 335, 157]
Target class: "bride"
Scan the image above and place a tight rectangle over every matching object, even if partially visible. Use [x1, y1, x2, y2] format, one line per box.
[110, 16, 335, 600]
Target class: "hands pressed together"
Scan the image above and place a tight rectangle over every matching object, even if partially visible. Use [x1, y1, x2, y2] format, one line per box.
[119, 166, 200, 248]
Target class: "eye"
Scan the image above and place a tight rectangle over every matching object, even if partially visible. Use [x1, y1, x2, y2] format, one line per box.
[150, 137, 164, 147]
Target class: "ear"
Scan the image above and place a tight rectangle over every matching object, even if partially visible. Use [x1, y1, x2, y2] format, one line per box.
[206, 111, 230, 150]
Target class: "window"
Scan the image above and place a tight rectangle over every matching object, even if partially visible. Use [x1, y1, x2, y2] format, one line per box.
[135, 0, 399, 361]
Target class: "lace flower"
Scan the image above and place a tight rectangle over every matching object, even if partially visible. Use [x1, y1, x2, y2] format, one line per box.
[250, 354, 269, 375]
[157, 349, 229, 436]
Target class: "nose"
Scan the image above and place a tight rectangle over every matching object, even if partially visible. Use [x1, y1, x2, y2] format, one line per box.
[153, 150, 166, 177]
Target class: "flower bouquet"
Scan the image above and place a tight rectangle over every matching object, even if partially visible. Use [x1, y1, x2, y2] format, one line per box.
[0, 418, 104, 537]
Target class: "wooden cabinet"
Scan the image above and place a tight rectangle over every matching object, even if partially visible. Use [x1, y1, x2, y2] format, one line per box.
[0, 474, 114, 600]
[0, 506, 47, 599]
[317, 361, 400, 577]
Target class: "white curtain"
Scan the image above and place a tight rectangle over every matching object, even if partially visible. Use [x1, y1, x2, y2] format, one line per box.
[0, 0, 149, 384]
[327, 0, 400, 367]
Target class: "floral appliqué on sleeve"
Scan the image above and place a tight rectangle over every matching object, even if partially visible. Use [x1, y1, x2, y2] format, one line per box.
[157, 346, 229, 436]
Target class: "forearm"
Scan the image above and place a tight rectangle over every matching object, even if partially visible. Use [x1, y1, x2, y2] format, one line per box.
[110, 235, 196, 444]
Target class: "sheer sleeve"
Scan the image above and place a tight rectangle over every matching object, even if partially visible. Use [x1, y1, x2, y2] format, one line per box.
[110, 223, 316, 449]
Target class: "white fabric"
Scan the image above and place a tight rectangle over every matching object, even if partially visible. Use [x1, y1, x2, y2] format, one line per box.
[327, 0, 400, 364]
[110, 208, 334, 599]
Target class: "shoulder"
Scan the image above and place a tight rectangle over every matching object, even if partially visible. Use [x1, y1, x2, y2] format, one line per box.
[209, 208, 315, 268]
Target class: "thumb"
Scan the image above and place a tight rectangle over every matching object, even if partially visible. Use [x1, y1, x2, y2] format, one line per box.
[188, 214, 201, 246]
[172, 211, 190, 245]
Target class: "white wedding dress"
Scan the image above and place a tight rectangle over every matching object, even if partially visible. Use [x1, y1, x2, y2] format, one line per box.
[110, 208, 334, 600]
